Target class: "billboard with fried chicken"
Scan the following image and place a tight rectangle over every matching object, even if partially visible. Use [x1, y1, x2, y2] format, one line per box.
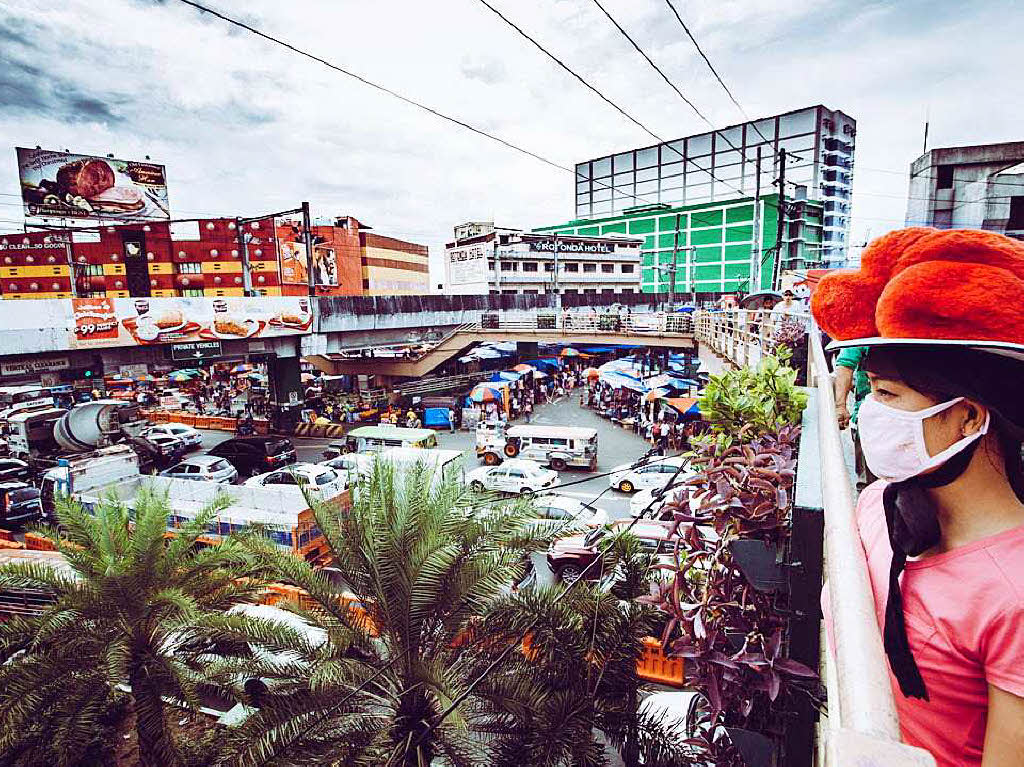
[69, 296, 313, 349]
[16, 147, 170, 221]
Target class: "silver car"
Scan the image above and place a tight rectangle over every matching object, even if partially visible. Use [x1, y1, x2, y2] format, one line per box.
[160, 455, 239, 484]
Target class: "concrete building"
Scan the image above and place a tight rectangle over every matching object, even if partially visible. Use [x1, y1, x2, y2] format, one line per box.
[444, 223, 642, 295]
[906, 141, 1024, 238]
[573, 105, 855, 266]
[535, 192, 824, 295]
[0, 214, 428, 300]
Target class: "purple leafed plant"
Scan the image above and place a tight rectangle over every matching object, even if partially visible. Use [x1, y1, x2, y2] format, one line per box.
[639, 424, 822, 759]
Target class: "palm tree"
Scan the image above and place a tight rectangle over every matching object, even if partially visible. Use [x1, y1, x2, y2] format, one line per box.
[476, 532, 691, 767]
[222, 459, 560, 767]
[0, 487, 264, 767]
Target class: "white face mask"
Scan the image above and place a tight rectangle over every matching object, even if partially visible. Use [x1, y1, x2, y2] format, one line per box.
[858, 395, 990, 483]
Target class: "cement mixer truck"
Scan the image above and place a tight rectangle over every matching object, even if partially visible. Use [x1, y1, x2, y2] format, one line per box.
[5, 399, 152, 470]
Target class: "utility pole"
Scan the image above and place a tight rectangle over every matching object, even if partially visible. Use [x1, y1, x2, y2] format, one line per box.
[750, 146, 762, 292]
[552, 232, 560, 299]
[668, 212, 681, 309]
[301, 201, 315, 299]
[236, 217, 254, 297]
[771, 149, 787, 291]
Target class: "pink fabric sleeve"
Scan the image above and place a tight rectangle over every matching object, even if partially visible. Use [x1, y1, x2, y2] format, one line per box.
[982, 602, 1024, 697]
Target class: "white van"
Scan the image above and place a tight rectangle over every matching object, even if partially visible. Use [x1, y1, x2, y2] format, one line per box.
[479, 425, 598, 472]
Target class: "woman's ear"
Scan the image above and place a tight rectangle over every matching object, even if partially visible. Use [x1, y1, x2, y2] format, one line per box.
[961, 398, 989, 437]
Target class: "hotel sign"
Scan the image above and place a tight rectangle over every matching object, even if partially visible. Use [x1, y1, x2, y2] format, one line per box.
[528, 239, 615, 255]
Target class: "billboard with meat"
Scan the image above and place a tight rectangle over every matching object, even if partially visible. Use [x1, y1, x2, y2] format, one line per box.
[16, 147, 170, 221]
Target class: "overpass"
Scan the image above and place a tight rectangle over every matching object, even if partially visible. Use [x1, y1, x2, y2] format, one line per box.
[0, 294, 693, 382]
[306, 315, 696, 377]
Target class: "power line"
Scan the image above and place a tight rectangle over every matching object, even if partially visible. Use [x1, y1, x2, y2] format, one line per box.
[467, 0, 748, 202]
[587, 0, 708, 125]
[172, 0, 659, 210]
[660, 0, 772, 149]
[661, 1, 740, 117]
[473, 0, 661, 143]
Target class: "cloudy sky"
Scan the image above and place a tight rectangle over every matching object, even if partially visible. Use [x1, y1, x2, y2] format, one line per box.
[1, 0, 1021, 283]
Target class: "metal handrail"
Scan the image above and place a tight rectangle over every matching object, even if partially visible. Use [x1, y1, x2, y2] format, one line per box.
[807, 320, 900, 738]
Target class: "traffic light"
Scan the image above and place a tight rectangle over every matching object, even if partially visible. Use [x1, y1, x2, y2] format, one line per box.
[84, 369, 93, 378]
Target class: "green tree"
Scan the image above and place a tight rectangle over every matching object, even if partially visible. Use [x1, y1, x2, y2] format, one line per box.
[0, 489, 263, 767]
[697, 353, 807, 441]
[478, 532, 691, 767]
[223, 460, 558, 767]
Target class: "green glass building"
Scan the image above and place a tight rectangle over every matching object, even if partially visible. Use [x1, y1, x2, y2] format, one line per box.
[534, 192, 824, 295]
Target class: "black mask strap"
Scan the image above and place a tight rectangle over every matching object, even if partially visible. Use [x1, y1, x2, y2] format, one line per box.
[882, 438, 982, 700]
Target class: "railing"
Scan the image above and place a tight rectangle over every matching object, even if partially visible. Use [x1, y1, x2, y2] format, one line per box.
[481, 312, 694, 336]
[693, 310, 937, 767]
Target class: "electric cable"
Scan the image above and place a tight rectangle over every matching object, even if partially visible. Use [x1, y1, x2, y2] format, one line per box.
[473, 0, 661, 143]
[174, 0, 662, 209]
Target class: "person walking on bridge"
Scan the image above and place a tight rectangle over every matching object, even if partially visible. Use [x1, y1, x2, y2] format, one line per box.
[812, 228, 1024, 767]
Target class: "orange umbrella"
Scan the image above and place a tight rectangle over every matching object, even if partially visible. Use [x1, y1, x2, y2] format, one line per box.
[583, 367, 600, 379]
[513, 364, 535, 373]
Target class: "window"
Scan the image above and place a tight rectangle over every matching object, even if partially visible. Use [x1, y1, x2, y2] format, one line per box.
[83, 264, 103, 277]
[501, 289, 518, 294]
[543, 262, 555, 272]
[500, 262, 517, 272]
[178, 262, 202, 274]
[601, 263, 614, 273]
[602, 288, 615, 294]
[582, 263, 597, 273]
[523, 289, 538, 294]
[563, 288, 578, 294]
[936, 165, 954, 189]
[621, 288, 634, 294]
[620, 264, 634, 273]
[487, 260, 495, 270]
[182, 289, 204, 297]
[1008, 196, 1024, 230]
[564, 263, 579, 272]
[522, 262, 538, 272]
[583, 288, 597, 294]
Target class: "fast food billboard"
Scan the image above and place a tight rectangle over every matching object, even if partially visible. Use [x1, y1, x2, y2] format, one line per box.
[69, 296, 313, 349]
[15, 147, 170, 221]
[274, 217, 309, 285]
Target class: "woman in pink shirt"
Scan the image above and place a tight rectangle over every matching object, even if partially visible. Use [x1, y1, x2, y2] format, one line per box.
[812, 228, 1024, 767]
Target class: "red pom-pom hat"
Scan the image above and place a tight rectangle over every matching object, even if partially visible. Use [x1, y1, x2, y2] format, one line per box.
[811, 228, 1024, 361]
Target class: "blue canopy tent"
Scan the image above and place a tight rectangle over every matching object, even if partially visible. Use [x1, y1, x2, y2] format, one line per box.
[523, 357, 561, 372]
[489, 370, 523, 382]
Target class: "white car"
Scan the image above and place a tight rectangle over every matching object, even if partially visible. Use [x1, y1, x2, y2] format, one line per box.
[628, 478, 699, 518]
[319, 453, 374, 484]
[609, 455, 689, 494]
[144, 423, 203, 450]
[467, 459, 558, 496]
[533, 493, 608, 527]
[245, 462, 346, 500]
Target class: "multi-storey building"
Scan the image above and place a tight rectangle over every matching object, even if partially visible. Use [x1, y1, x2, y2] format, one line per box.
[0, 214, 428, 300]
[534, 193, 824, 295]
[444, 223, 641, 295]
[572, 105, 855, 266]
[906, 141, 1024, 238]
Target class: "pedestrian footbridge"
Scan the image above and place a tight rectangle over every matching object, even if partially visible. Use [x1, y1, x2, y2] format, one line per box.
[306, 314, 696, 378]
[0, 294, 694, 378]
